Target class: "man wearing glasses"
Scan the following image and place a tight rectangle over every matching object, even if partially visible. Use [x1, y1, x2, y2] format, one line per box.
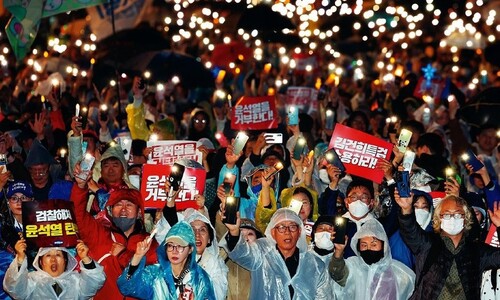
[340, 179, 379, 258]
[395, 192, 500, 299]
[224, 208, 332, 299]
[24, 139, 61, 201]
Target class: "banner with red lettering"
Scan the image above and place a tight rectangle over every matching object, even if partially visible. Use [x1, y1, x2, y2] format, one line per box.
[329, 124, 393, 184]
[231, 96, 278, 130]
[22, 200, 79, 248]
[140, 164, 205, 210]
[286, 87, 318, 114]
[147, 140, 202, 165]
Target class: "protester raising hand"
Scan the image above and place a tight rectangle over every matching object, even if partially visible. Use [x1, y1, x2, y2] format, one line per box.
[444, 176, 460, 197]
[14, 236, 27, 263]
[394, 188, 413, 215]
[489, 201, 500, 227]
[29, 112, 47, 140]
[333, 235, 349, 259]
[76, 240, 92, 264]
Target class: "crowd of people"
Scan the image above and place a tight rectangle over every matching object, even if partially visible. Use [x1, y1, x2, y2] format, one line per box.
[0, 11, 499, 299]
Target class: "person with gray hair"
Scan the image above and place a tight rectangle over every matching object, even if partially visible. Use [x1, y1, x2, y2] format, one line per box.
[223, 208, 333, 299]
[395, 191, 500, 299]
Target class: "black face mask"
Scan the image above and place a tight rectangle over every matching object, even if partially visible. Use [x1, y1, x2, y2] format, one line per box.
[113, 217, 136, 233]
[360, 249, 384, 265]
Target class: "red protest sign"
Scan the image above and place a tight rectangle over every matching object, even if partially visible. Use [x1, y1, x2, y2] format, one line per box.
[413, 77, 445, 100]
[231, 96, 278, 130]
[22, 200, 79, 248]
[286, 86, 318, 114]
[485, 224, 500, 248]
[140, 164, 205, 211]
[291, 52, 320, 73]
[328, 123, 393, 184]
[147, 140, 202, 165]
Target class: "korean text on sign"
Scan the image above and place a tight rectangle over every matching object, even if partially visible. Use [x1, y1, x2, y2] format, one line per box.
[334, 137, 388, 169]
[22, 200, 80, 248]
[148, 141, 201, 165]
[25, 223, 78, 238]
[329, 123, 393, 184]
[140, 164, 206, 211]
[234, 102, 274, 125]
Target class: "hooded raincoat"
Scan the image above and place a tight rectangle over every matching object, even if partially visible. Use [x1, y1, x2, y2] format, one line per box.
[156, 209, 228, 300]
[228, 208, 333, 300]
[3, 247, 105, 300]
[329, 219, 415, 300]
[117, 221, 215, 300]
[70, 184, 158, 300]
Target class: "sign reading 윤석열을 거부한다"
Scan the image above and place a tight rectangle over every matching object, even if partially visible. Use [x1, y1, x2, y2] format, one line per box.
[329, 123, 393, 184]
[140, 164, 205, 211]
[231, 96, 278, 130]
[22, 200, 79, 248]
[146, 140, 203, 165]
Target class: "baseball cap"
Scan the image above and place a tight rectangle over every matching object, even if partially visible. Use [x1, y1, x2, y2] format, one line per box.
[7, 181, 33, 198]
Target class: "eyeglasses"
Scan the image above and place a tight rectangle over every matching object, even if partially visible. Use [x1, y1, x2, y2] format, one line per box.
[166, 243, 188, 253]
[347, 195, 370, 203]
[9, 196, 31, 203]
[29, 169, 49, 177]
[440, 213, 464, 220]
[194, 119, 207, 124]
[274, 224, 299, 233]
[192, 226, 209, 236]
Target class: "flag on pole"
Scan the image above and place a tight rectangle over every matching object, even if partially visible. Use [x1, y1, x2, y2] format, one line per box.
[87, 0, 153, 41]
[4, 0, 106, 60]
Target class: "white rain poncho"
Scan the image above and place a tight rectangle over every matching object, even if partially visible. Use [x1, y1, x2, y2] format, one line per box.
[3, 247, 105, 300]
[229, 208, 333, 300]
[332, 219, 415, 300]
[156, 208, 228, 300]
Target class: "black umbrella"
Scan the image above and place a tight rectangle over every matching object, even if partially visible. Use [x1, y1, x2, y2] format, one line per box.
[237, 4, 296, 32]
[121, 50, 215, 89]
[460, 87, 500, 128]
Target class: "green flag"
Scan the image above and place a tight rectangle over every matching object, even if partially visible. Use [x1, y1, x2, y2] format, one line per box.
[4, 0, 106, 60]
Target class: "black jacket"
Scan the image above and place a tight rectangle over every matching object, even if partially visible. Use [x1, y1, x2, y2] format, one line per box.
[399, 212, 500, 300]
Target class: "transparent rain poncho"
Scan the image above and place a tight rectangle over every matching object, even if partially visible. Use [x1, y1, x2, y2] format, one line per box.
[229, 208, 333, 300]
[334, 219, 416, 300]
[3, 246, 105, 300]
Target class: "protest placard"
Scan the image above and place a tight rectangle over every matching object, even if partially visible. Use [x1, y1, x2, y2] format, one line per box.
[231, 96, 278, 130]
[291, 52, 320, 72]
[147, 140, 202, 165]
[329, 123, 393, 184]
[22, 200, 79, 248]
[286, 86, 318, 114]
[485, 224, 500, 248]
[140, 164, 205, 211]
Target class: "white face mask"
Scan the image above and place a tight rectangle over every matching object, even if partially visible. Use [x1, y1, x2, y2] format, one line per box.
[128, 175, 141, 189]
[440, 218, 464, 235]
[314, 232, 334, 250]
[415, 208, 431, 229]
[348, 200, 370, 218]
[318, 169, 330, 184]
